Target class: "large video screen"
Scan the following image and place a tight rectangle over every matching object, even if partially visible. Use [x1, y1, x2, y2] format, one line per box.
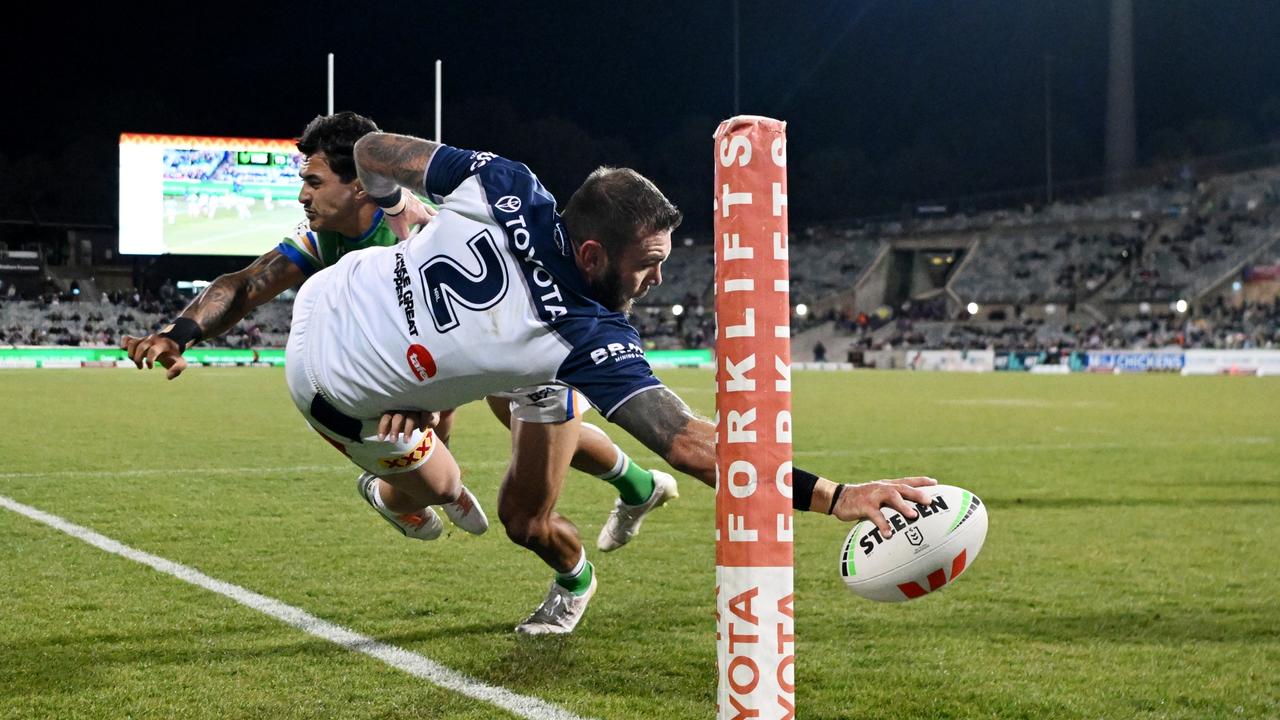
[119, 134, 305, 255]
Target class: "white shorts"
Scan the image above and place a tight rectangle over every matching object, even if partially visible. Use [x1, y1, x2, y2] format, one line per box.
[284, 268, 583, 475]
[491, 385, 589, 424]
[286, 278, 436, 478]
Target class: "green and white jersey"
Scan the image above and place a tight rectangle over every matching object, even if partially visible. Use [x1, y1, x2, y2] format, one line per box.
[276, 210, 398, 275]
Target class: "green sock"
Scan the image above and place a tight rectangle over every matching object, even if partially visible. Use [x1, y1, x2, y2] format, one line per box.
[597, 447, 655, 506]
[555, 554, 594, 596]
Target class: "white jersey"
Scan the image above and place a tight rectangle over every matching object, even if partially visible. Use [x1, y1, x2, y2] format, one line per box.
[292, 145, 661, 421]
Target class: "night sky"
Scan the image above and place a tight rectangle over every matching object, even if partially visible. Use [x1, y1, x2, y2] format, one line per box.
[5, 1, 1280, 232]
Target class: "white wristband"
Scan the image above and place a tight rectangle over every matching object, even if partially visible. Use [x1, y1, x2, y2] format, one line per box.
[383, 193, 408, 217]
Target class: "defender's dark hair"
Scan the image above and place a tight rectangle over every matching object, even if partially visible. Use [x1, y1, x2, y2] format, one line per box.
[562, 167, 683, 260]
[295, 111, 380, 183]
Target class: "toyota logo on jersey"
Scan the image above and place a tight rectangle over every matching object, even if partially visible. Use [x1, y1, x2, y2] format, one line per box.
[495, 195, 522, 213]
[406, 344, 438, 381]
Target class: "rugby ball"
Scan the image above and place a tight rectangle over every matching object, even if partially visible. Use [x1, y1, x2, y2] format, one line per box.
[839, 484, 988, 602]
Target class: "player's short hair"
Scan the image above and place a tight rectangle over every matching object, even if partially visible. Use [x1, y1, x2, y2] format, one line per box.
[562, 167, 683, 260]
[296, 111, 380, 183]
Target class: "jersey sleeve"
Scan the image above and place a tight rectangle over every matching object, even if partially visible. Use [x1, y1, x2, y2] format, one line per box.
[276, 221, 323, 275]
[425, 145, 554, 210]
[556, 317, 664, 419]
[424, 145, 484, 196]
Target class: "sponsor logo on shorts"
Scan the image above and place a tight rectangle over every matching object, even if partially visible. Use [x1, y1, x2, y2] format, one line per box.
[393, 253, 419, 336]
[406, 344, 438, 382]
[379, 431, 435, 470]
[524, 386, 560, 404]
[495, 195, 522, 213]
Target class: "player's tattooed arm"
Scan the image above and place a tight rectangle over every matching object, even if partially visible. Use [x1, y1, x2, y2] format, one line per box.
[353, 132, 440, 198]
[180, 249, 304, 340]
[611, 387, 717, 487]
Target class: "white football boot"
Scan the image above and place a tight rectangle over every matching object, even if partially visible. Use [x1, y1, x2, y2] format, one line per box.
[440, 486, 489, 535]
[596, 470, 678, 552]
[514, 574, 598, 636]
[356, 472, 443, 541]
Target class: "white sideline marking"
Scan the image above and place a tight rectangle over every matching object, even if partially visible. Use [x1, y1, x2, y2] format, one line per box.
[0, 495, 593, 720]
[0, 465, 345, 480]
[0, 459, 513, 481]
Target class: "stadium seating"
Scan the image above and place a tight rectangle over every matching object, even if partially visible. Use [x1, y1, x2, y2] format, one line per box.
[0, 298, 293, 349]
[3, 162, 1277, 355]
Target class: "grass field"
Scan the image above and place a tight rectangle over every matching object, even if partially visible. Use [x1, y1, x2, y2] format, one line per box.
[163, 202, 303, 256]
[1, 368, 1278, 719]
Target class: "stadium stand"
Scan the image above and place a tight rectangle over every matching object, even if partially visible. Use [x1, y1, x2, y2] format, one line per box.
[0, 292, 292, 349]
[2, 162, 1277, 358]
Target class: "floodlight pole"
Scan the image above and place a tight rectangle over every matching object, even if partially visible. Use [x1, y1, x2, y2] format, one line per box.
[327, 53, 335, 115]
[435, 60, 443, 143]
[1044, 53, 1053, 204]
[733, 0, 740, 116]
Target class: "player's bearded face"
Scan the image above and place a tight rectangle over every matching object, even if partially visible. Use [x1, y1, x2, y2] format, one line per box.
[586, 230, 670, 315]
[587, 258, 633, 315]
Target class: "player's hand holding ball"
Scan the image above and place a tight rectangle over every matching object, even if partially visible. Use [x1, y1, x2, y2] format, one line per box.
[829, 476, 937, 533]
[838, 481, 990, 602]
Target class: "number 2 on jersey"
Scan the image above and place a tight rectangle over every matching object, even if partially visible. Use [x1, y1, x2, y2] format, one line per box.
[419, 229, 510, 333]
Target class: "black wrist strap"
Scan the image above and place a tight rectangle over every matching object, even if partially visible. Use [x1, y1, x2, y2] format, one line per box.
[159, 317, 202, 353]
[793, 467, 818, 512]
[827, 483, 846, 515]
[371, 188, 403, 211]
